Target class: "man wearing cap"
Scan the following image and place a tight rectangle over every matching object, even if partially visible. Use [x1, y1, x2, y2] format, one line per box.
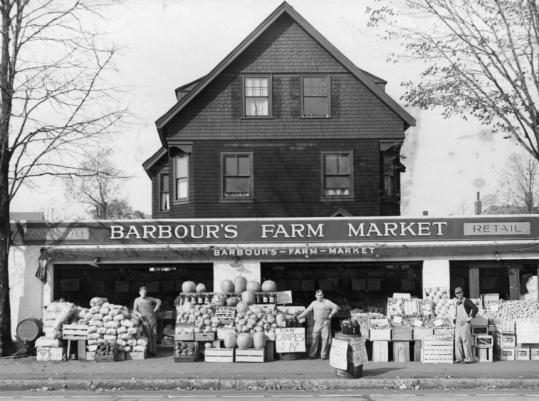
[298, 289, 340, 360]
[133, 286, 162, 356]
[454, 286, 478, 363]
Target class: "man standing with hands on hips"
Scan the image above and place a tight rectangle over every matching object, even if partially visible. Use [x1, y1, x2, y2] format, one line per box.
[298, 289, 340, 360]
[454, 286, 478, 363]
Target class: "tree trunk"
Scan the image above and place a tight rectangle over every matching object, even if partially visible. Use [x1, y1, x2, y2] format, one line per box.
[0, 158, 12, 356]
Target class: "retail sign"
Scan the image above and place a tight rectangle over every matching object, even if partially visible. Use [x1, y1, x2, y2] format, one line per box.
[463, 222, 530, 236]
[275, 327, 306, 353]
[350, 337, 368, 366]
[329, 338, 348, 370]
[14, 215, 539, 245]
[276, 291, 292, 305]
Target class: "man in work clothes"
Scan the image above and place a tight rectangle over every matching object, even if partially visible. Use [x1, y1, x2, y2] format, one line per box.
[298, 290, 340, 360]
[133, 286, 162, 356]
[454, 286, 478, 363]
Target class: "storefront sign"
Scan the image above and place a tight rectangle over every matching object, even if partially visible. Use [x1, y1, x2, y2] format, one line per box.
[350, 337, 368, 366]
[276, 291, 292, 305]
[329, 338, 348, 370]
[463, 222, 530, 236]
[275, 327, 306, 353]
[215, 307, 236, 324]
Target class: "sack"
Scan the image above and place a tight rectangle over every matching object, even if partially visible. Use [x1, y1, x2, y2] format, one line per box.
[35, 337, 61, 347]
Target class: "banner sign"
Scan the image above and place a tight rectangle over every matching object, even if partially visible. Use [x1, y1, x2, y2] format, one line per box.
[350, 337, 368, 366]
[275, 327, 306, 353]
[13, 216, 539, 246]
[276, 291, 292, 305]
[329, 339, 348, 370]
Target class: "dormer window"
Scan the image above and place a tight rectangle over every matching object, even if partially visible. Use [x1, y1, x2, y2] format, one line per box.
[173, 152, 189, 202]
[302, 75, 330, 117]
[243, 76, 271, 117]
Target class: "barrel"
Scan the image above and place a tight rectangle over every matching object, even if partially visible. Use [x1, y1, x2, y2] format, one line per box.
[16, 318, 42, 343]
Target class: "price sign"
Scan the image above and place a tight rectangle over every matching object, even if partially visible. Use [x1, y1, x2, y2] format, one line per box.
[275, 327, 306, 353]
[276, 291, 292, 305]
[215, 307, 236, 324]
[329, 338, 348, 370]
[350, 337, 368, 366]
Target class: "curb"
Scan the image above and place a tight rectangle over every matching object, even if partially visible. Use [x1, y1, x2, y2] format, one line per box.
[1, 378, 539, 391]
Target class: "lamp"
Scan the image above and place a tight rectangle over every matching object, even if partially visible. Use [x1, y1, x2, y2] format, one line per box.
[35, 247, 51, 283]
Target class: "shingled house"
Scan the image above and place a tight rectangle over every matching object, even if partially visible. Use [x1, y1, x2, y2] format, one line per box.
[143, 2, 415, 219]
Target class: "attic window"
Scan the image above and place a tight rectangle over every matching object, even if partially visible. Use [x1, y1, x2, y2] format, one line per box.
[244, 76, 271, 117]
[302, 75, 330, 117]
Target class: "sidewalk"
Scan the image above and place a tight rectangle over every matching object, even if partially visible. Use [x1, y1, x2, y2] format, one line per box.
[1, 351, 539, 391]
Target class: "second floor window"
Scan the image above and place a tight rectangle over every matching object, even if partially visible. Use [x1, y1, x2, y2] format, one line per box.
[380, 143, 403, 198]
[303, 76, 330, 117]
[322, 152, 352, 197]
[244, 77, 270, 117]
[222, 153, 253, 199]
[160, 174, 170, 211]
[174, 153, 189, 201]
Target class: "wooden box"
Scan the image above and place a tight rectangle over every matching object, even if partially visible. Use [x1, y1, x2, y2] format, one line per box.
[474, 335, 493, 347]
[530, 346, 539, 361]
[475, 346, 493, 363]
[471, 326, 488, 335]
[496, 333, 516, 348]
[204, 348, 234, 363]
[195, 332, 216, 342]
[372, 340, 389, 362]
[516, 347, 530, 361]
[86, 351, 95, 361]
[62, 324, 89, 340]
[413, 327, 433, 341]
[175, 323, 195, 341]
[433, 328, 454, 337]
[369, 328, 391, 341]
[36, 347, 50, 362]
[126, 351, 147, 360]
[235, 348, 265, 363]
[495, 348, 515, 361]
[421, 338, 454, 364]
[49, 346, 65, 361]
[391, 327, 413, 341]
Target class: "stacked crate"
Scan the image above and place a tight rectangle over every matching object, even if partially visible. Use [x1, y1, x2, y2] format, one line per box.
[493, 320, 516, 361]
[515, 319, 539, 361]
[474, 335, 494, 362]
[421, 336, 454, 364]
[412, 327, 434, 362]
[391, 327, 413, 362]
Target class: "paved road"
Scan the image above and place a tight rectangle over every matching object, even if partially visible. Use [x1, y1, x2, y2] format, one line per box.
[1, 390, 539, 400]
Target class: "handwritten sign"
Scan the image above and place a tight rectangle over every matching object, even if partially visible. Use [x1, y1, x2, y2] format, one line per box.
[215, 307, 236, 324]
[275, 327, 306, 353]
[350, 337, 368, 366]
[250, 304, 275, 313]
[329, 338, 348, 370]
[276, 291, 292, 305]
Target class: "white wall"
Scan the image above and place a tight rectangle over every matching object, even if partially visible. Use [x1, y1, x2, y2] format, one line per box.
[213, 260, 261, 292]
[8, 245, 46, 339]
[422, 259, 450, 297]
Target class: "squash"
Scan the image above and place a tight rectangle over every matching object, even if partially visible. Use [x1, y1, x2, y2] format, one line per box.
[224, 332, 237, 349]
[253, 332, 266, 349]
[182, 281, 196, 293]
[234, 276, 247, 292]
[220, 279, 235, 294]
[237, 333, 253, 350]
[261, 280, 277, 292]
[241, 290, 256, 305]
[196, 283, 207, 293]
[246, 280, 261, 292]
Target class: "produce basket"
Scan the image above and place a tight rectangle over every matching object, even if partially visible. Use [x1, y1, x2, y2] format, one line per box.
[95, 350, 119, 362]
[174, 341, 199, 362]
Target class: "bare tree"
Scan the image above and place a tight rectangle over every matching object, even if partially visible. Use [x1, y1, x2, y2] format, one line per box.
[366, 0, 539, 161]
[0, 1, 125, 355]
[63, 148, 144, 219]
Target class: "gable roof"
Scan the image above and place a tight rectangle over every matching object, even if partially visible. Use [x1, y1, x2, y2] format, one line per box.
[155, 1, 415, 144]
[142, 147, 168, 177]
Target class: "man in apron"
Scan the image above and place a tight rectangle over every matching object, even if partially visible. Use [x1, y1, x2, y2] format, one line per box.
[298, 289, 340, 360]
[133, 286, 162, 356]
[454, 286, 478, 363]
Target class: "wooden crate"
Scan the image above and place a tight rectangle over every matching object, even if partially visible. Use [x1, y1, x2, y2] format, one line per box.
[372, 340, 389, 362]
[235, 348, 265, 363]
[474, 335, 493, 347]
[392, 341, 410, 362]
[475, 346, 493, 363]
[516, 347, 530, 361]
[86, 351, 95, 361]
[205, 348, 234, 363]
[496, 333, 516, 348]
[421, 338, 454, 364]
[369, 328, 391, 341]
[195, 332, 216, 342]
[265, 340, 275, 362]
[433, 328, 454, 337]
[392, 327, 413, 341]
[413, 340, 422, 362]
[126, 351, 147, 360]
[36, 347, 50, 362]
[471, 326, 488, 335]
[62, 324, 89, 340]
[495, 348, 515, 361]
[530, 346, 539, 361]
[413, 327, 433, 341]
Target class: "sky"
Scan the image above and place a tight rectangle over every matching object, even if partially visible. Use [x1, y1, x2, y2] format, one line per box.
[11, 0, 527, 218]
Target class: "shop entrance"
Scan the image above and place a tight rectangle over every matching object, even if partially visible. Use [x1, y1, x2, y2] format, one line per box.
[261, 262, 423, 312]
[450, 261, 539, 300]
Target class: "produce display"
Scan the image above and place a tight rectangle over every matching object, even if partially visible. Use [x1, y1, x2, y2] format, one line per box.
[95, 342, 118, 358]
[174, 341, 198, 360]
[486, 300, 539, 320]
[424, 287, 456, 319]
[387, 298, 420, 317]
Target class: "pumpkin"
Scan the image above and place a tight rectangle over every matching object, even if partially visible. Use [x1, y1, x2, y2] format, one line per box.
[236, 302, 249, 314]
[234, 276, 247, 293]
[220, 279, 235, 294]
[246, 280, 261, 292]
[241, 290, 256, 305]
[224, 332, 237, 349]
[237, 333, 253, 350]
[196, 283, 207, 293]
[226, 296, 240, 307]
[182, 281, 196, 293]
[253, 332, 266, 349]
[261, 280, 277, 292]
